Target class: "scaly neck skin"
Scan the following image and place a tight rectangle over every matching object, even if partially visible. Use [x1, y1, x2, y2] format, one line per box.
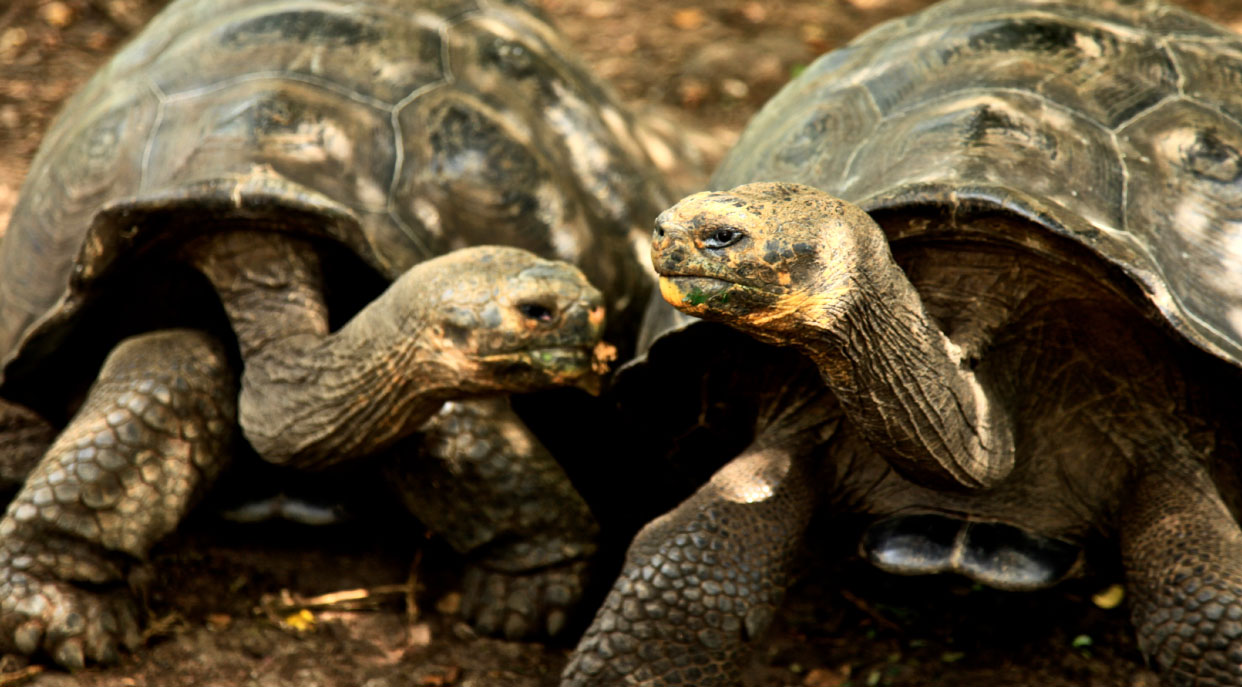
[191, 231, 489, 469]
[788, 248, 1014, 490]
[237, 301, 483, 468]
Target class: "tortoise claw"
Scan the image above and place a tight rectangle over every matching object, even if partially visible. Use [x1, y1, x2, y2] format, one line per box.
[13, 619, 43, 655]
[1, 561, 141, 668]
[53, 637, 85, 671]
[459, 559, 588, 641]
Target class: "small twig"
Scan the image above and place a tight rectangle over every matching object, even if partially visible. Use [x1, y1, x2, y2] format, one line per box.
[301, 584, 411, 608]
[263, 584, 410, 615]
[839, 588, 904, 633]
[406, 549, 423, 625]
[0, 665, 43, 687]
[142, 611, 189, 641]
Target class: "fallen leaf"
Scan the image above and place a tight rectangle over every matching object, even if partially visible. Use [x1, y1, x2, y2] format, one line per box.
[39, 1, 74, 28]
[720, 78, 749, 99]
[671, 8, 705, 30]
[678, 79, 709, 108]
[435, 592, 462, 615]
[740, 2, 766, 23]
[1092, 583, 1125, 609]
[416, 665, 461, 686]
[582, 1, 613, 19]
[282, 609, 316, 633]
[409, 622, 433, 647]
[804, 665, 851, 687]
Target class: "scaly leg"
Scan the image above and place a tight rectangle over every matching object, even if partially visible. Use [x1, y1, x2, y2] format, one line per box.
[1121, 460, 1242, 686]
[562, 436, 823, 686]
[0, 330, 235, 668]
[389, 396, 597, 639]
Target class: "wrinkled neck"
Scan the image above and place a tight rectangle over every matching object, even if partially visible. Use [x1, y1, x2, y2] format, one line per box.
[791, 251, 1014, 490]
[238, 296, 477, 468]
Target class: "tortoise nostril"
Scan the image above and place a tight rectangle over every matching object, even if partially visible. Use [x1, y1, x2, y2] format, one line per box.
[654, 225, 666, 239]
[518, 302, 555, 322]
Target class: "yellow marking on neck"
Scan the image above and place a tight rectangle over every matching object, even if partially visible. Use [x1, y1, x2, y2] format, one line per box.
[743, 281, 848, 328]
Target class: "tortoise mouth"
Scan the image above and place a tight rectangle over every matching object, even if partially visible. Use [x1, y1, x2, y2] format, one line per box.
[657, 274, 775, 311]
[481, 344, 593, 366]
[479, 344, 611, 394]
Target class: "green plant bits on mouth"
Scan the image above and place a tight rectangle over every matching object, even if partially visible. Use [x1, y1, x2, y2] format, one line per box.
[683, 286, 708, 306]
[682, 286, 731, 306]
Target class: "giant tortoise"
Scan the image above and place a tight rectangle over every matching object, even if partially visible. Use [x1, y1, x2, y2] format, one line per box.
[564, 1, 1242, 685]
[0, 0, 675, 669]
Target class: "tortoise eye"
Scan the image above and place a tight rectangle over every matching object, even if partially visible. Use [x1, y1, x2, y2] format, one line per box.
[518, 302, 555, 322]
[704, 227, 744, 249]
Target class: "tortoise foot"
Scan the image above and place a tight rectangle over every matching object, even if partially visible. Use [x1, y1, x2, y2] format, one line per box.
[0, 532, 141, 668]
[1123, 467, 1242, 687]
[460, 558, 587, 640]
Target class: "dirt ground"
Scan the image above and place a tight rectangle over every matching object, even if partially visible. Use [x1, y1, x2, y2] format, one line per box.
[3, 1, 1242, 686]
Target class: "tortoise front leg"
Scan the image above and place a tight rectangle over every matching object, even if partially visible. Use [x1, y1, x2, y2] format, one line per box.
[562, 436, 824, 687]
[0, 330, 235, 668]
[389, 396, 598, 639]
[1121, 460, 1242, 686]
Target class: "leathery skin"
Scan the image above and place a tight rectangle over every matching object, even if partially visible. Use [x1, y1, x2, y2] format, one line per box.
[562, 441, 819, 686]
[390, 396, 599, 639]
[0, 330, 235, 668]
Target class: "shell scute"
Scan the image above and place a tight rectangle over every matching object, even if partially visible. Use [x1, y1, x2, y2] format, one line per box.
[0, 93, 160, 356]
[147, 79, 397, 216]
[146, 4, 448, 107]
[394, 87, 561, 260]
[1171, 41, 1242, 126]
[1118, 97, 1242, 355]
[856, 13, 1179, 130]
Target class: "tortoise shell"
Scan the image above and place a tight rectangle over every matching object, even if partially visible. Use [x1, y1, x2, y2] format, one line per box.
[0, 0, 670, 380]
[640, 0, 1242, 369]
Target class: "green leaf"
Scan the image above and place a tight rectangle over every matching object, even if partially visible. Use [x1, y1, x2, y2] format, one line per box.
[683, 286, 707, 306]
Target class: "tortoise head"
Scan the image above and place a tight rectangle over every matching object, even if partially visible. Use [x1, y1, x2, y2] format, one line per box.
[411, 246, 610, 395]
[651, 182, 888, 345]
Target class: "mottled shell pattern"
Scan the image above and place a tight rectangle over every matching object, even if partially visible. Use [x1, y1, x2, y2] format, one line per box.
[710, 0, 1242, 367]
[0, 0, 670, 372]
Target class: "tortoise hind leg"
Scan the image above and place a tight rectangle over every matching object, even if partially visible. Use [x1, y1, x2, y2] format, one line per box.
[0, 329, 235, 668]
[1121, 459, 1242, 686]
[389, 396, 598, 639]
